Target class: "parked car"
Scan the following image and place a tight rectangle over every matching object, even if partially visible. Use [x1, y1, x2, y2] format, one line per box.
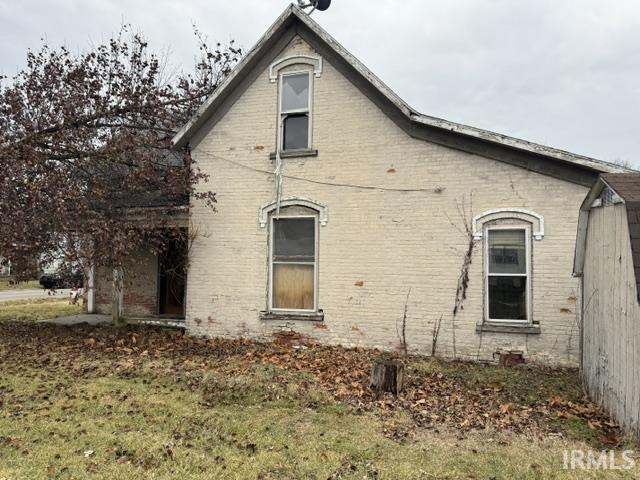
[39, 270, 84, 289]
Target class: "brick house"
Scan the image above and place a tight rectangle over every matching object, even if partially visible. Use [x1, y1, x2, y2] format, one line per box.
[93, 5, 627, 365]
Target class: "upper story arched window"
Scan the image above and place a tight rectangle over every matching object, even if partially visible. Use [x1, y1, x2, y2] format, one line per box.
[269, 55, 323, 153]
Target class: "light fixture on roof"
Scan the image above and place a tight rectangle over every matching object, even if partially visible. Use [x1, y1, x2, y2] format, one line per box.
[296, 0, 331, 14]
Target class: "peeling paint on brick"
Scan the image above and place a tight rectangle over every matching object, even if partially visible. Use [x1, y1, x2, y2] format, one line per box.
[184, 35, 589, 366]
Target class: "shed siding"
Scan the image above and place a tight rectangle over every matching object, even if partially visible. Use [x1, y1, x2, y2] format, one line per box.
[187, 35, 586, 364]
[582, 203, 640, 438]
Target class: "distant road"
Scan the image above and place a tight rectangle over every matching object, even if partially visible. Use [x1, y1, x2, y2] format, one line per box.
[0, 288, 72, 302]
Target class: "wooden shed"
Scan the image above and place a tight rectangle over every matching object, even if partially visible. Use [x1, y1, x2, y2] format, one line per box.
[574, 173, 640, 439]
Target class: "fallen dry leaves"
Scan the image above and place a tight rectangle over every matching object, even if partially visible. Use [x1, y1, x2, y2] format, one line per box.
[0, 321, 622, 445]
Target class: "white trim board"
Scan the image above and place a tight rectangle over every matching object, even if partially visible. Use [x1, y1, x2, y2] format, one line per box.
[259, 197, 328, 227]
[473, 208, 545, 241]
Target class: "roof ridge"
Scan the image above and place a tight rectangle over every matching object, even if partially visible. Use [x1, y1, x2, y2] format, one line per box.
[172, 4, 632, 176]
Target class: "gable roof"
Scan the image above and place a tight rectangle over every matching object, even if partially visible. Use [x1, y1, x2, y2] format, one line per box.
[600, 173, 640, 204]
[574, 173, 640, 302]
[172, 4, 630, 186]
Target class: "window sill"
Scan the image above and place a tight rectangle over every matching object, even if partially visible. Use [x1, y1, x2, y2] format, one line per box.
[269, 149, 318, 160]
[260, 310, 324, 322]
[476, 323, 541, 335]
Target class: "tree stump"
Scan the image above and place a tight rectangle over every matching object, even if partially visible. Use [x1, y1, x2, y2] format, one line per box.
[370, 359, 404, 395]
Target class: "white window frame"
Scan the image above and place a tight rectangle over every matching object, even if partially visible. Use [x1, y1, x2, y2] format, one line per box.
[278, 70, 313, 152]
[268, 214, 319, 313]
[484, 223, 532, 325]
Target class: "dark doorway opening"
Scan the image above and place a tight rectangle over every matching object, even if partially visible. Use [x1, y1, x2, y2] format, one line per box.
[158, 237, 187, 317]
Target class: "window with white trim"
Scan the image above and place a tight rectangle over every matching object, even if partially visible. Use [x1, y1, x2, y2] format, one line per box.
[279, 72, 311, 151]
[270, 215, 317, 311]
[485, 225, 531, 323]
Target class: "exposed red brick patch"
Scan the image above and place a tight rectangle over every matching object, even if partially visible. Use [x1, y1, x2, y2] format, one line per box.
[254, 145, 265, 151]
[498, 351, 526, 367]
[313, 322, 328, 330]
[354, 280, 364, 287]
[122, 293, 156, 316]
[560, 308, 573, 314]
[387, 168, 396, 173]
[567, 296, 578, 303]
[272, 330, 313, 345]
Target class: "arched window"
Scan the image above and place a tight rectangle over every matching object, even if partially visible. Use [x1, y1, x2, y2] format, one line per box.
[269, 55, 323, 153]
[259, 198, 327, 314]
[475, 209, 544, 325]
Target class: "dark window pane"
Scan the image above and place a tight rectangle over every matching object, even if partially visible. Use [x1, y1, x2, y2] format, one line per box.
[282, 73, 309, 111]
[488, 276, 527, 320]
[273, 218, 315, 262]
[488, 229, 526, 274]
[283, 114, 309, 150]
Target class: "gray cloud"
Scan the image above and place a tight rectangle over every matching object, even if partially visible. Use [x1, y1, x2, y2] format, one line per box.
[1, 0, 638, 166]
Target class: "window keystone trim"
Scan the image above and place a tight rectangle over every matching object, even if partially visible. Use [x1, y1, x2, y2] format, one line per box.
[473, 208, 545, 240]
[259, 197, 328, 228]
[269, 54, 323, 83]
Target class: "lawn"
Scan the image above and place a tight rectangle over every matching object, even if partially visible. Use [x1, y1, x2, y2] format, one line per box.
[0, 298, 82, 322]
[0, 278, 40, 291]
[0, 321, 637, 479]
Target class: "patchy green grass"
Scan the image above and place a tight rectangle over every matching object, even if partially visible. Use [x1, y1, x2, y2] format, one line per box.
[411, 358, 583, 406]
[0, 298, 82, 322]
[0, 322, 637, 479]
[0, 278, 40, 291]
[551, 415, 603, 446]
[0, 364, 636, 479]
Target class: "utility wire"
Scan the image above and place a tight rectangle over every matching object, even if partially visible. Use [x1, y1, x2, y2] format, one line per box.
[203, 151, 443, 194]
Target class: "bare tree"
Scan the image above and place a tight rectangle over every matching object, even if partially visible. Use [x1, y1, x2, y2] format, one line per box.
[431, 314, 443, 357]
[0, 26, 241, 280]
[396, 288, 411, 355]
[446, 195, 476, 358]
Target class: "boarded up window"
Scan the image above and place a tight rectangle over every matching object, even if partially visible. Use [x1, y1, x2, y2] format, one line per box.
[271, 217, 316, 310]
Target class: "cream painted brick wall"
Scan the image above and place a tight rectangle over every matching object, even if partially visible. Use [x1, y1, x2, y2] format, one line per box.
[186, 36, 585, 365]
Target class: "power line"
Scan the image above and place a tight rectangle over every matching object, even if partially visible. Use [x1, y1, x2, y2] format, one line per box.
[205, 152, 443, 194]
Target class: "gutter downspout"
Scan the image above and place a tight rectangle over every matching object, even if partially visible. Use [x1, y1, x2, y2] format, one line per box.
[274, 88, 284, 217]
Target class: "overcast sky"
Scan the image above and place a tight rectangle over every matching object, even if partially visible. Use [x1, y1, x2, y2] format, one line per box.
[1, 0, 639, 166]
